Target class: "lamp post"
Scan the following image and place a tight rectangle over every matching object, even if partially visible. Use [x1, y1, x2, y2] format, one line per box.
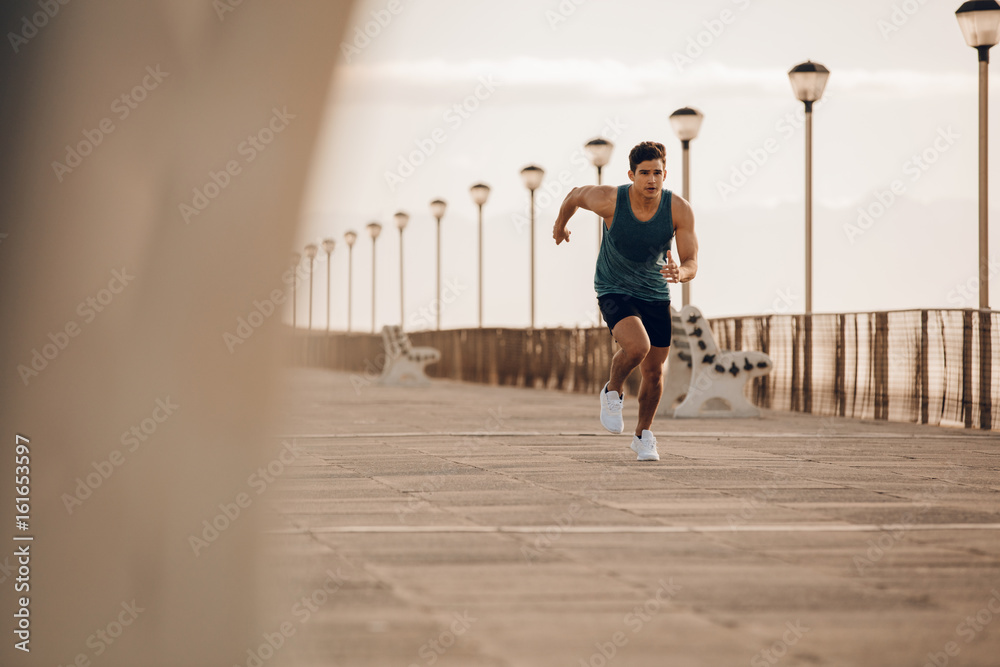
[430, 199, 447, 330]
[304, 244, 318, 330]
[394, 211, 409, 328]
[322, 239, 336, 332]
[290, 252, 301, 329]
[584, 138, 614, 246]
[956, 1, 1000, 310]
[470, 183, 491, 328]
[367, 222, 382, 334]
[956, 0, 1000, 430]
[788, 61, 830, 315]
[520, 165, 545, 329]
[344, 230, 357, 332]
[669, 107, 705, 308]
[789, 60, 830, 415]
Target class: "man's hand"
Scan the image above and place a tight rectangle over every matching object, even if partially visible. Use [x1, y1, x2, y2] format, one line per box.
[553, 224, 571, 245]
[660, 250, 688, 283]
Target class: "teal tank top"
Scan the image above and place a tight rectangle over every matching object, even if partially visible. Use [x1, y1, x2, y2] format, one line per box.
[594, 184, 674, 301]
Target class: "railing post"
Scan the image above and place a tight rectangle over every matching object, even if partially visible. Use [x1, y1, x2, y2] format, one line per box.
[874, 312, 889, 420]
[791, 315, 801, 412]
[803, 313, 813, 414]
[963, 309, 974, 429]
[980, 311, 993, 430]
[836, 313, 846, 417]
[919, 310, 929, 425]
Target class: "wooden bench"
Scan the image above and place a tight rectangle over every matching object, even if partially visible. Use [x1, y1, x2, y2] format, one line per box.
[659, 305, 772, 418]
[377, 325, 440, 386]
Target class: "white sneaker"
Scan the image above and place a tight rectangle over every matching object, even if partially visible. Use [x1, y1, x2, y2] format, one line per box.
[600, 382, 624, 434]
[630, 430, 660, 461]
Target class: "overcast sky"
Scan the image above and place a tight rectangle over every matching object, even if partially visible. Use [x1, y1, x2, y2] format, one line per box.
[296, 0, 998, 331]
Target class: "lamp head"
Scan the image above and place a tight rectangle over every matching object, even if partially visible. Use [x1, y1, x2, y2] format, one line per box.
[366, 222, 382, 239]
[429, 199, 447, 220]
[583, 138, 614, 168]
[321, 238, 336, 254]
[304, 243, 318, 260]
[520, 164, 545, 191]
[394, 211, 410, 230]
[344, 230, 358, 247]
[956, 1, 1000, 50]
[470, 183, 491, 206]
[788, 60, 831, 103]
[669, 107, 705, 142]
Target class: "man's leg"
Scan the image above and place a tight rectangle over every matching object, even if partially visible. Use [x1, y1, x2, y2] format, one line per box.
[607, 316, 650, 396]
[635, 345, 670, 437]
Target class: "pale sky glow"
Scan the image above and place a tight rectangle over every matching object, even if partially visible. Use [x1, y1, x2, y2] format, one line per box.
[297, 0, 999, 332]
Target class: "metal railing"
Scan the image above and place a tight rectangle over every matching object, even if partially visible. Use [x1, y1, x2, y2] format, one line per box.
[290, 309, 998, 430]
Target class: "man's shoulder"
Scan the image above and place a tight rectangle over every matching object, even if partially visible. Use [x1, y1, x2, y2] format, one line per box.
[670, 192, 693, 223]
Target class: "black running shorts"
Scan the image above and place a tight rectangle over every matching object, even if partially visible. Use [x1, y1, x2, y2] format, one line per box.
[597, 293, 673, 348]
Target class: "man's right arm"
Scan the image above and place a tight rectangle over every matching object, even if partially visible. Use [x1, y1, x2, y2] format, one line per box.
[553, 185, 617, 245]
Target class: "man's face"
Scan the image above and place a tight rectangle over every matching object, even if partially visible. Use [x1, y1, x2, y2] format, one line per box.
[628, 159, 666, 199]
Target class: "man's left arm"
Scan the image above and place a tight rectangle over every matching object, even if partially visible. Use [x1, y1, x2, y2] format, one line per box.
[662, 195, 698, 283]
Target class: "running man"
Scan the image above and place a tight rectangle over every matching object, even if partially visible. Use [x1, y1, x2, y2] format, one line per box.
[552, 141, 698, 461]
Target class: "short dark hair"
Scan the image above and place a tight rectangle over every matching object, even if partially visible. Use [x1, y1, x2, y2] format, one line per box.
[628, 141, 666, 173]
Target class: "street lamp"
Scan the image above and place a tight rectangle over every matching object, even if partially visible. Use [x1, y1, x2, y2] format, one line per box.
[788, 61, 830, 316]
[789, 60, 830, 416]
[956, 1, 1000, 310]
[344, 230, 357, 332]
[304, 244, 318, 330]
[290, 252, 301, 329]
[430, 199, 447, 330]
[367, 222, 382, 334]
[520, 165, 545, 329]
[584, 138, 614, 243]
[394, 211, 409, 329]
[956, 0, 1000, 430]
[322, 239, 336, 332]
[470, 183, 491, 327]
[669, 107, 705, 308]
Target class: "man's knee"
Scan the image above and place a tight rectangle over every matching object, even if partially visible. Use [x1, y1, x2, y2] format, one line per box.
[641, 363, 664, 384]
[621, 340, 650, 365]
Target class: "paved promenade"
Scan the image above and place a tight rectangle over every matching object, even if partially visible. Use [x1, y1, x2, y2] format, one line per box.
[266, 368, 1000, 667]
